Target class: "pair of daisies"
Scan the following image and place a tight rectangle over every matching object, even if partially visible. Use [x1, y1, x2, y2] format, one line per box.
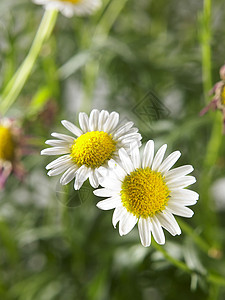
[42, 109, 198, 247]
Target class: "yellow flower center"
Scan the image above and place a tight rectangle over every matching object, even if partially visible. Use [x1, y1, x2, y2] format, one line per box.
[121, 168, 170, 218]
[0, 126, 15, 161]
[221, 85, 225, 105]
[57, 0, 81, 3]
[70, 131, 116, 168]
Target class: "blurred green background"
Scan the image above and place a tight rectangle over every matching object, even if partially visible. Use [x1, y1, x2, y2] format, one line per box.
[0, 0, 225, 299]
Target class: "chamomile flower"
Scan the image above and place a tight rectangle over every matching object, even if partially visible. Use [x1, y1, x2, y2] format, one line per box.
[0, 118, 26, 189]
[33, 0, 101, 17]
[41, 109, 141, 190]
[94, 141, 198, 247]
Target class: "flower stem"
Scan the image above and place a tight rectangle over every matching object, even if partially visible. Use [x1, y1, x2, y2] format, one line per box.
[152, 240, 191, 273]
[152, 241, 225, 287]
[0, 9, 58, 115]
[178, 219, 210, 255]
[201, 0, 212, 103]
[199, 0, 222, 248]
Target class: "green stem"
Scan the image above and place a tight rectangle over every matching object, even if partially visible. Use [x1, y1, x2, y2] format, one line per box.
[199, 0, 222, 249]
[0, 9, 58, 115]
[201, 0, 212, 102]
[178, 219, 210, 254]
[204, 111, 222, 169]
[152, 241, 225, 287]
[152, 240, 191, 273]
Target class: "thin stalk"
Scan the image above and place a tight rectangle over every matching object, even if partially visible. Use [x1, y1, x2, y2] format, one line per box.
[201, 0, 212, 102]
[199, 0, 222, 248]
[0, 9, 58, 115]
[152, 241, 225, 287]
[152, 240, 191, 273]
[178, 219, 210, 255]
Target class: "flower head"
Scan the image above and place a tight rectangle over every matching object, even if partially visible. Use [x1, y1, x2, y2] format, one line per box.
[94, 141, 198, 247]
[200, 64, 225, 134]
[33, 0, 101, 17]
[41, 109, 141, 190]
[0, 118, 26, 189]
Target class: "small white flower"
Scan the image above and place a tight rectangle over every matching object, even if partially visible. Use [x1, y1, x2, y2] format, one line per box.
[41, 109, 141, 190]
[33, 0, 101, 17]
[94, 141, 198, 247]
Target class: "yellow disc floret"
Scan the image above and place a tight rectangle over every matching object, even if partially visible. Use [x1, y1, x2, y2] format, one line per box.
[121, 168, 170, 218]
[0, 126, 15, 161]
[70, 131, 116, 168]
[221, 85, 225, 105]
[58, 0, 81, 3]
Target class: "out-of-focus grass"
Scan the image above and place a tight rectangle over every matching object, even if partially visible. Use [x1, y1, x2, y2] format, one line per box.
[0, 0, 225, 299]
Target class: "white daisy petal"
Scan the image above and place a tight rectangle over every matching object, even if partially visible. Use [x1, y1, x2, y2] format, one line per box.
[47, 161, 74, 176]
[113, 122, 134, 139]
[96, 166, 110, 178]
[94, 188, 117, 197]
[46, 155, 72, 170]
[156, 211, 181, 236]
[168, 176, 196, 189]
[98, 110, 109, 131]
[118, 131, 140, 142]
[89, 169, 99, 188]
[169, 198, 197, 206]
[79, 112, 89, 132]
[112, 206, 126, 228]
[165, 165, 194, 181]
[158, 151, 181, 174]
[138, 217, 152, 247]
[41, 147, 70, 155]
[108, 159, 127, 181]
[89, 109, 99, 131]
[74, 165, 90, 190]
[120, 135, 142, 147]
[103, 112, 119, 133]
[130, 143, 141, 169]
[51, 132, 75, 143]
[151, 216, 165, 245]
[96, 196, 122, 210]
[167, 202, 194, 218]
[119, 148, 134, 174]
[142, 140, 154, 168]
[61, 120, 83, 137]
[99, 177, 121, 190]
[119, 212, 137, 236]
[60, 165, 78, 185]
[151, 144, 167, 171]
[170, 189, 199, 201]
[45, 139, 71, 147]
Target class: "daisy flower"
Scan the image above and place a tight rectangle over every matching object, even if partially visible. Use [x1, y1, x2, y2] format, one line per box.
[0, 118, 27, 189]
[41, 109, 142, 190]
[94, 141, 198, 247]
[33, 0, 102, 17]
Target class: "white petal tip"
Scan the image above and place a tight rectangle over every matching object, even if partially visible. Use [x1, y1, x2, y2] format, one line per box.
[158, 241, 166, 245]
[142, 243, 151, 247]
